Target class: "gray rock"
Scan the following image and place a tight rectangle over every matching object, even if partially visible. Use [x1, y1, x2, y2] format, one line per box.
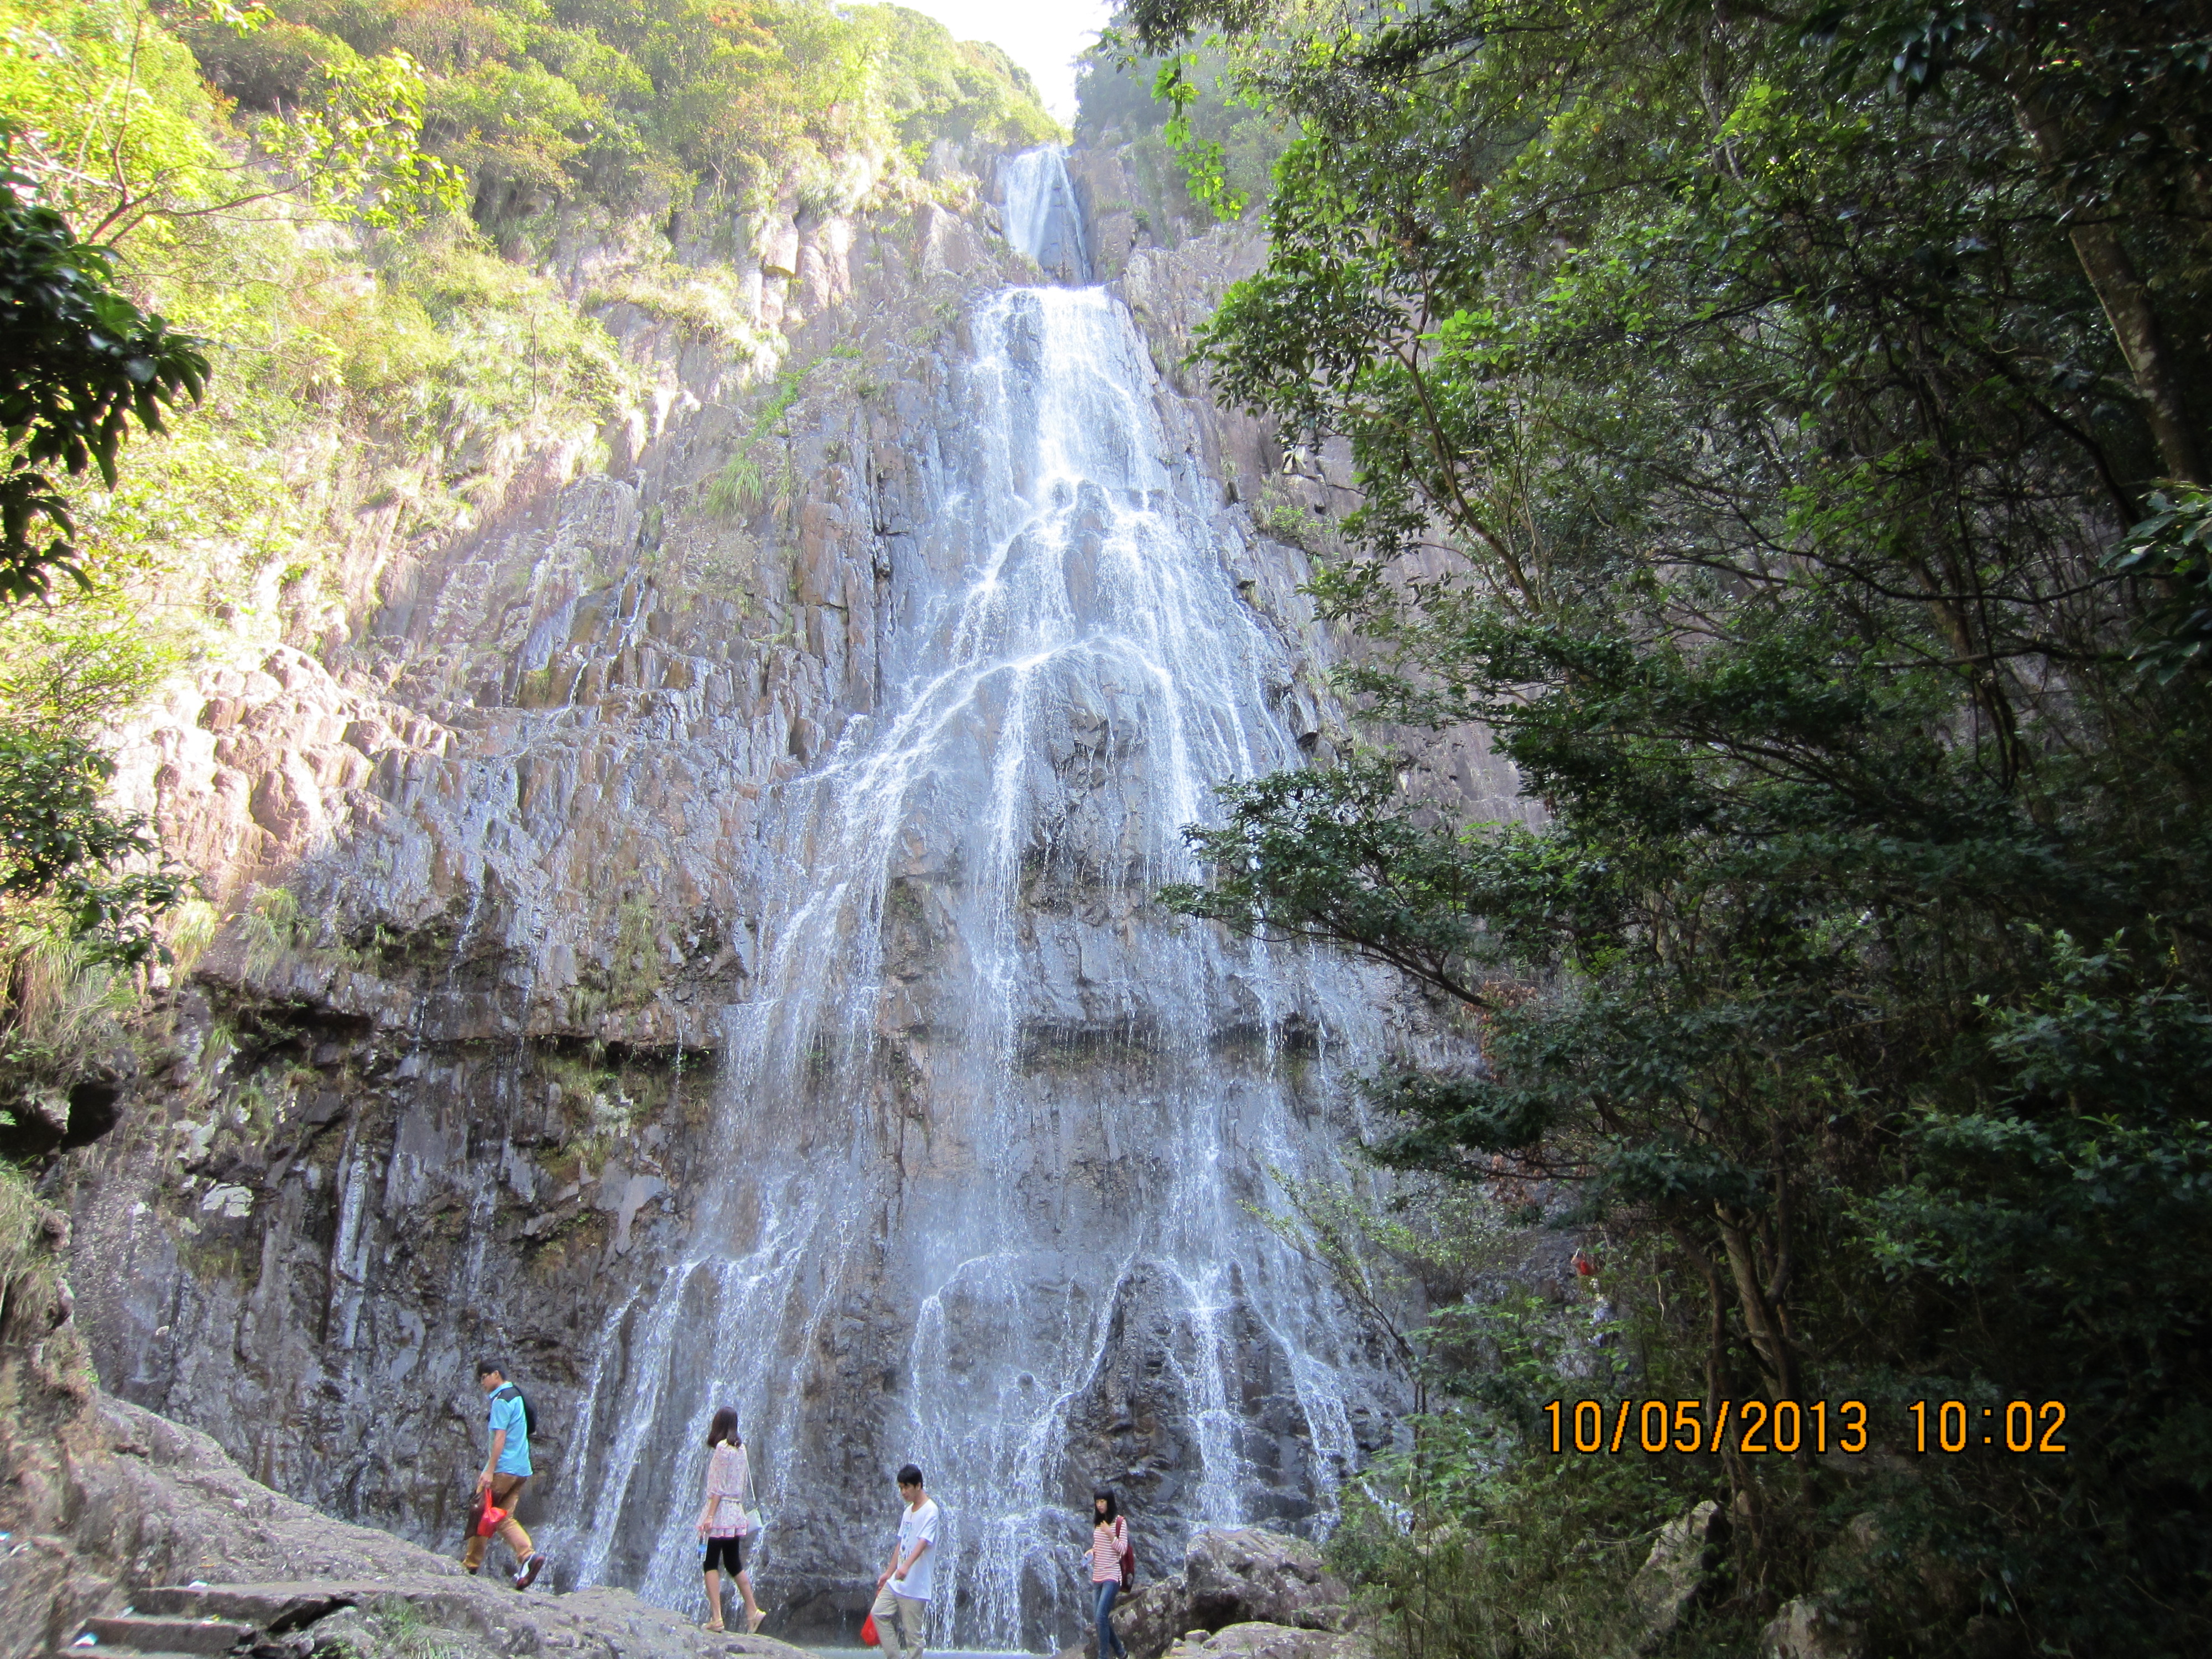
[1186, 1530, 1349, 1630]
[290, 1605, 376, 1659]
[1115, 1531, 1352, 1659]
[53, 131, 1508, 1655]
[132, 1583, 359, 1628]
[0, 1368, 816, 1659]
[1760, 1595, 1867, 1659]
[1164, 1622, 1369, 1659]
[1629, 1500, 1728, 1650]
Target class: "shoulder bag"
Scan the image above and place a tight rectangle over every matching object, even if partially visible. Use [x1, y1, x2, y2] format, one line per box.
[739, 1447, 767, 1537]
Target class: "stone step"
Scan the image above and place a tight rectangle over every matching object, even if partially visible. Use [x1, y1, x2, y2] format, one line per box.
[131, 1586, 358, 1632]
[76, 1616, 257, 1654]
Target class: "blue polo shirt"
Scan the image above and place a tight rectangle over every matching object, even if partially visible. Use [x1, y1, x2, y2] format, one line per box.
[489, 1386, 532, 1476]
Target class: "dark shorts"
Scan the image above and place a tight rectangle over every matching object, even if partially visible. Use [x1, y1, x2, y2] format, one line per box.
[703, 1534, 745, 1574]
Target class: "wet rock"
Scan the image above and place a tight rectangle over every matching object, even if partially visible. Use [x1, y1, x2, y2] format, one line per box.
[50, 138, 1511, 1655]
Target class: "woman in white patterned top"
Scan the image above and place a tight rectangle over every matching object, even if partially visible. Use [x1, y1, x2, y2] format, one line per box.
[1082, 1489, 1130, 1659]
[696, 1407, 765, 1632]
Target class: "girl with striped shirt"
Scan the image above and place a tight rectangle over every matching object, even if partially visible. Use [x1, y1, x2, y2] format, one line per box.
[1084, 1490, 1130, 1659]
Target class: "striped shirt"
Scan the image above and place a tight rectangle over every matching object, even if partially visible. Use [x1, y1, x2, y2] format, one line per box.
[1091, 1516, 1127, 1583]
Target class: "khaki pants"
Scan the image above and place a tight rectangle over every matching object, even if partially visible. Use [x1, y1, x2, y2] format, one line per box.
[870, 1585, 927, 1659]
[462, 1472, 533, 1573]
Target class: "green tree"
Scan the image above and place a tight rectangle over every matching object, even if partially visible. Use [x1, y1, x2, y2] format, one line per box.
[1148, 0, 2212, 1647]
[0, 138, 207, 599]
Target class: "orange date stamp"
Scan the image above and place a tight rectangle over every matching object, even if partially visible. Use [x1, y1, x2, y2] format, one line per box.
[1540, 1398, 2069, 1455]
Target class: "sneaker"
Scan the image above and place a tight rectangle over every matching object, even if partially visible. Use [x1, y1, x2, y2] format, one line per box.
[513, 1552, 547, 1591]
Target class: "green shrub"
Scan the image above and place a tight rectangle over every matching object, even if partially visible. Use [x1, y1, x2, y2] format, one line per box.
[189, 19, 361, 111]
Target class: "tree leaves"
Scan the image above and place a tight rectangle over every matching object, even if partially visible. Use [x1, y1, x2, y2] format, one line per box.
[0, 137, 208, 599]
[0, 728, 187, 966]
[1157, 0, 2212, 1637]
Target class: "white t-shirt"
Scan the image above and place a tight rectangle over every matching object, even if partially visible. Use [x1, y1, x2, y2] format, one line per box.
[893, 1498, 942, 1601]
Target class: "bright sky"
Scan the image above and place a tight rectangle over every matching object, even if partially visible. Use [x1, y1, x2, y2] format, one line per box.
[893, 1, 1117, 125]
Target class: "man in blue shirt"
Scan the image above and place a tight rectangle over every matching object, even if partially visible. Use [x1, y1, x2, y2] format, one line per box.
[465, 1360, 547, 1589]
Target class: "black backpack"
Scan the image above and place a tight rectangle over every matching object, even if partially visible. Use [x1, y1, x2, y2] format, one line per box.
[494, 1383, 538, 1438]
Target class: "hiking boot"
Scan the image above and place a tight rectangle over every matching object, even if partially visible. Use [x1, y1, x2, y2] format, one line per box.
[514, 1552, 547, 1591]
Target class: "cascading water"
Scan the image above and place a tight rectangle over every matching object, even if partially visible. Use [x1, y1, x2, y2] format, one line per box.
[546, 147, 1408, 1650]
[999, 147, 1090, 283]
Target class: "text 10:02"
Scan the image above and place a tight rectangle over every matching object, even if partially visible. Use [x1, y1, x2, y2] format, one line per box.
[1908, 1400, 2068, 1453]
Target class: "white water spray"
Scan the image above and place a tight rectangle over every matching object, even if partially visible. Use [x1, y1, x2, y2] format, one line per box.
[549, 149, 1402, 1650]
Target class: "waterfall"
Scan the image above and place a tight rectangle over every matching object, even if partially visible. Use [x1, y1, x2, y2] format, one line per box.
[999, 147, 1090, 284]
[548, 148, 1404, 1651]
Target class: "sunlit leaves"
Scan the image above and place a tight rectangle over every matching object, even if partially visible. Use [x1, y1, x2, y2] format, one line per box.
[0, 728, 189, 967]
[0, 144, 208, 597]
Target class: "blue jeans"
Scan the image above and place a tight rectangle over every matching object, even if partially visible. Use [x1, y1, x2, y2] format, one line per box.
[1095, 1579, 1126, 1659]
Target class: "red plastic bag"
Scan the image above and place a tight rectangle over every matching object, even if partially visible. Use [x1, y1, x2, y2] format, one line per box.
[860, 1614, 880, 1647]
[475, 1490, 510, 1537]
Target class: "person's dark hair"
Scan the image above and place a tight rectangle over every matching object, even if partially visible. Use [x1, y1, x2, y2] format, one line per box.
[1093, 1489, 1118, 1525]
[476, 1360, 504, 1380]
[897, 1463, 924, 1488]
[707, 1407, 742, 1449]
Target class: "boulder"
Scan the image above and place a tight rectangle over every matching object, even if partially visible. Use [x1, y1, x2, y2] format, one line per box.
[1115, 1530, 1353, 1659]
[1760, 1596, 1867, 1659]
[0, 1378, 820, 1659]
[1166, 1622, 1370, 1659]
[1629, 1500, 1728, 1651]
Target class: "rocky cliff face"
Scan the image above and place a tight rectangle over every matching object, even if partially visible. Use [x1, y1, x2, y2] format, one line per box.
[0, 1197, 820, 1659]
[52, 143, 1505, 1652]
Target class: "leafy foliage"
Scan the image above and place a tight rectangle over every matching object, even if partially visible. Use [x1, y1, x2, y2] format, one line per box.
[0, 730, 185, 967]
[0, 140, 207, 598]
[1, 0, 462, 242]
[1149, 0, 2212, 1648]
[2108, 486, 2212, 679]
[1077, 31, 1287, 232]
[188, 0, 1057, 228]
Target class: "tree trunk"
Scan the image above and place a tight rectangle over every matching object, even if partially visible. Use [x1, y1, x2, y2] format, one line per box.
[2016, 94, 2208, 487]
[1715, 1208, 1802, 1403]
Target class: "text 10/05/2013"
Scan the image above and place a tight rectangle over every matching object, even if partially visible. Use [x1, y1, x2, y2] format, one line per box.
[1541, 1399, 2069, 1455]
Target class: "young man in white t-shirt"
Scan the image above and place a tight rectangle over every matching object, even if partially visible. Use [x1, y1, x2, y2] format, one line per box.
[870, 1463, 940, 1659]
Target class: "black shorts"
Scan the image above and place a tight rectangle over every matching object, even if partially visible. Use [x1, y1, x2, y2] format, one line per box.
[704, 1534, 745, 1574]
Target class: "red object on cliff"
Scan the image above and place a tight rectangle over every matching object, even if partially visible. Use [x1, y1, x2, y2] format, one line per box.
[1573, 1250, 1597, 1277]
[861, 1615, 880, 1647]
[474, 1490, 509, 1537]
